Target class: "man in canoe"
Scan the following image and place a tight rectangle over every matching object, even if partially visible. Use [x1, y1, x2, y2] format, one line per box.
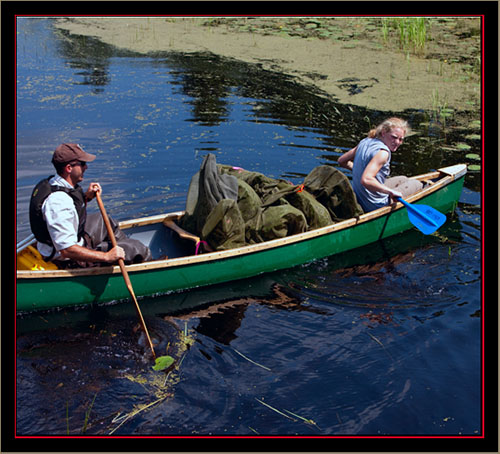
[29, 143, 152, 268]
[338, 117, 423, 212]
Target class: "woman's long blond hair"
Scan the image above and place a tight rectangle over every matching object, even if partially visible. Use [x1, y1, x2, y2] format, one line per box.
[368, 117, 410, 138]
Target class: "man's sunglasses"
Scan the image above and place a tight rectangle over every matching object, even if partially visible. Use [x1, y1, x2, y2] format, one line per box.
[68, 160, 87, 167]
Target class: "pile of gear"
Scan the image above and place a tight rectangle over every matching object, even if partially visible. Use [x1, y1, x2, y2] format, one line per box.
[179, 154, 363, 251]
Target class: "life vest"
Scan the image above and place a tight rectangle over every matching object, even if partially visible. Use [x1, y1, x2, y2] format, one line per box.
[29, 176, 87, 254]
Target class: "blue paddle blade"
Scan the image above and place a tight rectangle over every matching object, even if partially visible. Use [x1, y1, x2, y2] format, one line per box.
[397, 198, 447, 235]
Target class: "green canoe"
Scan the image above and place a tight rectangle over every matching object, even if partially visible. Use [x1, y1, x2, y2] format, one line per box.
[16, 164, 466, 313]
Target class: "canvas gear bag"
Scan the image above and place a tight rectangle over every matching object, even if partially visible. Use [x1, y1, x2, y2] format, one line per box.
[180, 155, 362, 251]
[221, 165, 332, 232]
[303, 165, 364, 221]
[259, 204, 308, 242]
[201, 199, 246, 251]
[219, 165, 310, 244]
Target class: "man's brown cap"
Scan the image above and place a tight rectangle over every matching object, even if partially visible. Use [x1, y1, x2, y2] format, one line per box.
[52, 143, 96, 164]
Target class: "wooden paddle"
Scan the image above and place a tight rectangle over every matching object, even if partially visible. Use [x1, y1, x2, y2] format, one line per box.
[396, 197, 446, 235]
[95, 191, 156, 359]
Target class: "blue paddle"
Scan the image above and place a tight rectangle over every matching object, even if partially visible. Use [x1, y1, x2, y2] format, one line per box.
[397, 197, 446, 235]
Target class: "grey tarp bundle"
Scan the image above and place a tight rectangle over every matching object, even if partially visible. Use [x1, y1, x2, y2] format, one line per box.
[180, 154, 246, 251]
[180, 153, 239, 232]
[180, 154, 363, 251]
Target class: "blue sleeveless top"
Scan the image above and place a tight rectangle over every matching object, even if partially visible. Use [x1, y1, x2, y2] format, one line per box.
[351, 137, 391, 212]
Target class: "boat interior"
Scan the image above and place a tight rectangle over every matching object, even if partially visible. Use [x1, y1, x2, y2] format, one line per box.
[124, 218, 197, 261]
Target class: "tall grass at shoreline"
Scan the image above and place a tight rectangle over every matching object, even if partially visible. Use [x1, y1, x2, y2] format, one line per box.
[381, 17, 427, 55]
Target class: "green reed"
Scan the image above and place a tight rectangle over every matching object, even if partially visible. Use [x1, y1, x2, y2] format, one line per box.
[81, 392, 98, 434]
[381, 17, 427, 55]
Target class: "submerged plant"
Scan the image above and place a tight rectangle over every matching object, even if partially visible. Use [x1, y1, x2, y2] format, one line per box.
[81, 393, 98, 434]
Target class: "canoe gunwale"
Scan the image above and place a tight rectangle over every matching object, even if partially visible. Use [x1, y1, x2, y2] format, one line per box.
[16, 164, 466, 281]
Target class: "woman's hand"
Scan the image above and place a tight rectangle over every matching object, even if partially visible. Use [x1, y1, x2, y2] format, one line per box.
[338, 146, 357, 170]
[388, 188, 403, 203]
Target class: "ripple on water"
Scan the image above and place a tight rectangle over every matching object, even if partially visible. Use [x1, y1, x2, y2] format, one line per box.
[286, 258, 462, 311]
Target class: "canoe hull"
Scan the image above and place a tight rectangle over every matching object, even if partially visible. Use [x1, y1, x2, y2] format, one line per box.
[16, 167, 465, 313]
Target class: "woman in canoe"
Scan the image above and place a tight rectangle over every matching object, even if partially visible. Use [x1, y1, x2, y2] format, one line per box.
[338, 117, 423, 212]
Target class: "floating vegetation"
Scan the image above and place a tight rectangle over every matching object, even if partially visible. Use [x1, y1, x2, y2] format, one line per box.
[283, 409, 321, 429]
[465, 152, 481, 171]
[255, 398, 321, 430]
[255, 398, 295, 421]
[109, 394, 170, 435]
[468, 120, 481, 130]
[232, 347, 271, 371]
[454, 142, 472, 151]
[152, 355, 174, 371]
[439, 108, 454, 119]
[367, 332, 394, 360]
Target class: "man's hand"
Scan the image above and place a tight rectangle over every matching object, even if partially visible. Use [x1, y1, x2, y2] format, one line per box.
[85, 182, 102, 202]
[106, 245, 126, 263]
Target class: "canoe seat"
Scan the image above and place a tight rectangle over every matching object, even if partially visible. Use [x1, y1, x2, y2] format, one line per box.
[17, 245, 58, 271]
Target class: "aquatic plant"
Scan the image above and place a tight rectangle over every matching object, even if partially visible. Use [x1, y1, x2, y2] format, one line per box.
[81, 392, 98, 434]
[380, 17, 428, 55]
[66, 402, 70, 435]
[255, 398, 321, 430]
[152, 355, 174, 371]
[430, 88, 453, 126]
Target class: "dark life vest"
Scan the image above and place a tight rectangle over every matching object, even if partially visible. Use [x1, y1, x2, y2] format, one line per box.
[29, 176, 87, 250]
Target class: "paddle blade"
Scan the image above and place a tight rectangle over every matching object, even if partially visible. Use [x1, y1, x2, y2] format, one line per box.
[397, 198, 446, 235]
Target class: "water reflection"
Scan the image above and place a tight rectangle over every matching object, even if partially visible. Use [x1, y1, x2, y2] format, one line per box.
[168, 54, 233, 126]
[54, 29, 113, 93]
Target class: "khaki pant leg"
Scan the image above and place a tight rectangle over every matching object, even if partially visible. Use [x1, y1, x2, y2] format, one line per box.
[386, 176, 423, 198]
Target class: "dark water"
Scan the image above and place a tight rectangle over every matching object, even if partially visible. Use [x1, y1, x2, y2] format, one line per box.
[15, 18, 483, 438]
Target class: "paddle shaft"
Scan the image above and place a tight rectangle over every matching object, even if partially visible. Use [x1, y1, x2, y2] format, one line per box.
[95, 192, 156, 359]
